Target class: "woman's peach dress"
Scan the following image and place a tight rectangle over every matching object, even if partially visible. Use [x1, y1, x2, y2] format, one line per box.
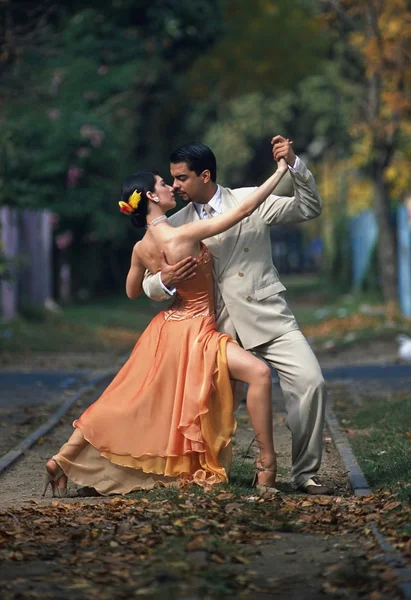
[53, 244, 237, 494]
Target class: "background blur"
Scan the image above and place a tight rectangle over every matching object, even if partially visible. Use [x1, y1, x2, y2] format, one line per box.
[1, 0, 411, 331]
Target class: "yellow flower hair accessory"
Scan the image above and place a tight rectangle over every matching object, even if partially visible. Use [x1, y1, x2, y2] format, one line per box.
[119, 189, 142, 215]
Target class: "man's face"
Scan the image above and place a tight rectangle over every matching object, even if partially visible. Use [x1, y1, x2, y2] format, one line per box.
[170, 162, 205, 203]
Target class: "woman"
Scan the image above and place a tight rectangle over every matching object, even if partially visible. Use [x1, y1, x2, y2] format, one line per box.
[43, 154, 288, 497]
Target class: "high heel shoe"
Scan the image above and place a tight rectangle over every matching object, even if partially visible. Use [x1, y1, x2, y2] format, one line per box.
[42, 460, 68, 498]
[252, 457, 279, 495]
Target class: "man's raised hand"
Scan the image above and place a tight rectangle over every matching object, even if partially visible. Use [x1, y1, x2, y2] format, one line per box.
[271, 135, 296, 168]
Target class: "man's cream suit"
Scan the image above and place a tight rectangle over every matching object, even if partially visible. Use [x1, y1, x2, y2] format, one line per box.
[142, 160, 325, 488]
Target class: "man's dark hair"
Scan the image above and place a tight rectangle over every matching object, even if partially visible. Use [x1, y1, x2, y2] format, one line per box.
[170, 143, 217, 182]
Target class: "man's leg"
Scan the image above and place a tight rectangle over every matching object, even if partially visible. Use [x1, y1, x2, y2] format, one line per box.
[254, 329, 329, 491]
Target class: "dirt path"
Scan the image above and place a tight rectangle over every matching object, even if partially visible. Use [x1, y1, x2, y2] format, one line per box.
[0, 351, 127, 458]
[0, 374, 403, 598]
[0, 378, 350, 506]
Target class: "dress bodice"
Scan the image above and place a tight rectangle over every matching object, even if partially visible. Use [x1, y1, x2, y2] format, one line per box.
[164, 244, 215, 321]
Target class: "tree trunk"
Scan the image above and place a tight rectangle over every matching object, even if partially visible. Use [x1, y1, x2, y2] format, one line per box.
[372, 169, 397, 303]
[19, 209, 53, 307]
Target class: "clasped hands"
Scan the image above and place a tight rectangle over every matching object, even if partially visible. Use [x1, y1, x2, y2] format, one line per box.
[271, 135, 296, 168]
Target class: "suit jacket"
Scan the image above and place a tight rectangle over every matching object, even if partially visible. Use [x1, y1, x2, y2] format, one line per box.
[142, 160, 322, 350]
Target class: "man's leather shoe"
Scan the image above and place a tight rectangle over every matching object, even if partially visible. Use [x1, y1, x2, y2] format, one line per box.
[299, 476, 333, 495]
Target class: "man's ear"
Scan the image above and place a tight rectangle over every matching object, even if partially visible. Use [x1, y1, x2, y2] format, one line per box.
[201, 169, 211, 184]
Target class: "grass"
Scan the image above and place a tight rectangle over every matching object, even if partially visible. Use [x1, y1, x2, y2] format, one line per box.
[282, 275, 411, 350]
[0, 295, 162, 355]
[2, 274, 411, 357]
[335, 394, 411, 504]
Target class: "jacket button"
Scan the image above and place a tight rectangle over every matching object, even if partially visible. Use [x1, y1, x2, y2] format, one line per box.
[244, 247, 249, 252]
[246, 295, 252, 302]
[238, 272, 244, 277]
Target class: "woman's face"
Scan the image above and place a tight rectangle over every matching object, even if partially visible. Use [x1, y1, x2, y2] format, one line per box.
[154, 175, 176, 210]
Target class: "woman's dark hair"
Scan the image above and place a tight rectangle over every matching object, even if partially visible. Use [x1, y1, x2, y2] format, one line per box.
[170, 143, 217, 182]
[120, 170, 158, 228]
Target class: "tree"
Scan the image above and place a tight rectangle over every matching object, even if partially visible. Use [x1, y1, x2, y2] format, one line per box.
[0, 0, 224, 297]
[322, 0, 411, 304]
[187, 0, 328, 99]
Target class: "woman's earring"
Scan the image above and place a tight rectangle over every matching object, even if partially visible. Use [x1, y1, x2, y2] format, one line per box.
[153, 196, 159, 203]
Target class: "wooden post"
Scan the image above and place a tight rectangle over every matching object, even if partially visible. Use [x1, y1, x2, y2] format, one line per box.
[19, 209, 53, 307]
[0, 207, 19, 321]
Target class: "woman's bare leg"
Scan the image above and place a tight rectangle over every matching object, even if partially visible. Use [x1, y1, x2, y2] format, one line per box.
[226, 342, 276, 485]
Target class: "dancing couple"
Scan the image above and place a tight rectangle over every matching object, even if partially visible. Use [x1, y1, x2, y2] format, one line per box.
[43, 135, 333, 498]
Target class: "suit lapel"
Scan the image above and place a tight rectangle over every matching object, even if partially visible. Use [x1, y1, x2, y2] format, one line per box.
[173, 202, 199, 224]
[171, 201, 220, 259]
[171, 192, 241, 271]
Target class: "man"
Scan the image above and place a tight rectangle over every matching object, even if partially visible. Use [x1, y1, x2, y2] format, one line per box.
[142, 135, 332, 495]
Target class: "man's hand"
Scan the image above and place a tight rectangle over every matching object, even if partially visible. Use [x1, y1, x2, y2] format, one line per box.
[271, 135, 296, 167]
[159, 251, 197, 288]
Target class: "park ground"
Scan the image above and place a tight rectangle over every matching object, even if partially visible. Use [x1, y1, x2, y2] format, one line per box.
[0, 276, 410, 599]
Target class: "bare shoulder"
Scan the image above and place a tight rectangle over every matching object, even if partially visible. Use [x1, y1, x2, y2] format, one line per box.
[162, 228, 200, 262]
[132, 241, 144, 263]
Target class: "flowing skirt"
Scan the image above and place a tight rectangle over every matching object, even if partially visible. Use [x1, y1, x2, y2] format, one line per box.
[53, 313, 236, 495]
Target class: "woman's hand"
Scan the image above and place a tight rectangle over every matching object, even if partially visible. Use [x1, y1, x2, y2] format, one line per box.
[276, 156, 289, 173]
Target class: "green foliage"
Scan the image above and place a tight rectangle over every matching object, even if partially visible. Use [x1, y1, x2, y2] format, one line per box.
[188, 0, 329, 98]
[199, 64, 354, 186]
[0, 1, 224, 230]
[0, 0, 224, 296]
[0, 0, 360, 299]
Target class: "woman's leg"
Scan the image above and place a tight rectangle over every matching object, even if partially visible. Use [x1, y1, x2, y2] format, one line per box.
[226, 342, 276, 485]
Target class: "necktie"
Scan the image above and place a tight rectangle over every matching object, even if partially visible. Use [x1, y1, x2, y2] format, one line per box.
[203, 204, 214, 219]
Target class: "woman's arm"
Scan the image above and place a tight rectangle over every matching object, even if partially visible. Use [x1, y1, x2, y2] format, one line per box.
[126, 244, 146, 299]
[180, 159, 288, 244]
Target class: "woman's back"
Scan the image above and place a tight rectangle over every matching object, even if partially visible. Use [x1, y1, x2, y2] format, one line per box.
[137, 227, 202, 276]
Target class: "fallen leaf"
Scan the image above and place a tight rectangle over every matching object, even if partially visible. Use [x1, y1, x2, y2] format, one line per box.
[215, 492, 235, 501]
[185, 536, 206, 551]
[382, 501, 401, 512]
[225, 502, 242, 513]
[210, 552, 226, 564]
[231, 555, 250, 564]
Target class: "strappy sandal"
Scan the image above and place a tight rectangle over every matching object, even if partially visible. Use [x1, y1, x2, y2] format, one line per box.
[42, 460, 68, 498]
[252, 457, 279, 495]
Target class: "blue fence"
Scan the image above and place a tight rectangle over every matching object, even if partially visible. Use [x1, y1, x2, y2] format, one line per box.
[350, 206, 411, 317]
[397, 204, 411, 317]
[349, 209, 378, 290]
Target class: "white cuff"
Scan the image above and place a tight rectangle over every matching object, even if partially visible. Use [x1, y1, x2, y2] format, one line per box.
[288, 155, 303, 175]
[159, 273, 176, 296]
